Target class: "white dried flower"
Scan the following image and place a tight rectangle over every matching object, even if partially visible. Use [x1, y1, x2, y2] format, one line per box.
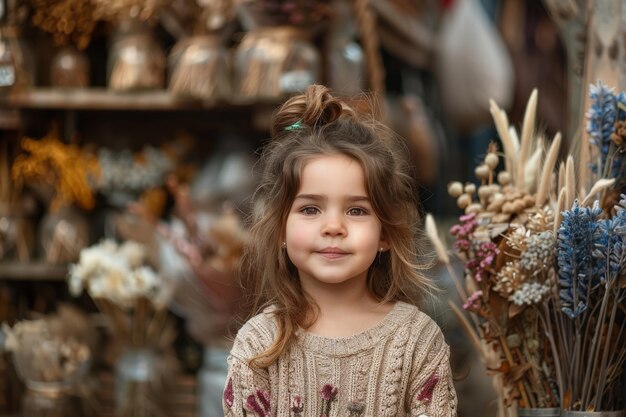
[509, 281, 551, 306]
[67, 239, 166, 308]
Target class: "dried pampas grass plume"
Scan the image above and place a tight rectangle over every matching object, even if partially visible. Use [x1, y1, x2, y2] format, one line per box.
[517, 89, 538, 193]
[536, 132, 562, 208]
[425, 213, 449, 265]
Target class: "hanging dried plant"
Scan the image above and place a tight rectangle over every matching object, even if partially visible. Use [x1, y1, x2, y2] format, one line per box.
[29, 0, 98, 49]
[91, 0, 163, 22]
[11, 130, 100, 212]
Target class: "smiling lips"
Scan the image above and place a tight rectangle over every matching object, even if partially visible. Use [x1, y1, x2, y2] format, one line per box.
[316, 247, 349, 259]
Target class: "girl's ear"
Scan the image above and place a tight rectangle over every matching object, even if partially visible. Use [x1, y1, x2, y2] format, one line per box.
[378, 234, 390, 252]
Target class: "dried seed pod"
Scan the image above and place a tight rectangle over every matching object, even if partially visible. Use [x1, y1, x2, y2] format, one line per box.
[475, 164, 490, 180]
[512, 200, 526, 213]
[447, 181, 464, 197]
[523, 194, 535, 206]
[465, 203, 483, 214]
[464, 183, 477, 195]
[502, 201, 514, 214]
[484, 153, 499, 170]
[486, 193, 505, 211]
[457, 194, 472, 209]
[478, 185, 492, 199]
[498, 171, 512, 185]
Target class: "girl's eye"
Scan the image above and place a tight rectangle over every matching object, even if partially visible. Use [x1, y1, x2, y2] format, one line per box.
[347, 207, 367, 216]
[300, 206, 320, 215]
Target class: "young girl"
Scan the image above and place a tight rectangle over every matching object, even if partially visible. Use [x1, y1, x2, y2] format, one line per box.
[223, 85, 457, 417]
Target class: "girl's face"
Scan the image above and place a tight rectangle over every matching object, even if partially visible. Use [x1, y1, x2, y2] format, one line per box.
[284, 154, 388, 291]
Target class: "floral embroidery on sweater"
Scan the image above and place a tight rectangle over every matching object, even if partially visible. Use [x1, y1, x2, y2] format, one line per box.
[319, 384, 338, 417]
[291, 395, 303, 416]
[347, 401, 365, 416]
[224, 377, 234, 408]
[243, 389, 272, 417]
[416, 372, 440, 404]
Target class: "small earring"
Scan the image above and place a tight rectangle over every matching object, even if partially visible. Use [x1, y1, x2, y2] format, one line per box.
[282, 242, 287, 248]
[379, 247, 384, 252]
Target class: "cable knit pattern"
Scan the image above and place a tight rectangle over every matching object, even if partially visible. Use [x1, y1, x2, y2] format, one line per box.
[223, 302, 457, 417]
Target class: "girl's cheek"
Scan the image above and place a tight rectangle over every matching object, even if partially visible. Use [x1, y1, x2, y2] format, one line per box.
[287, 226, 314, 248]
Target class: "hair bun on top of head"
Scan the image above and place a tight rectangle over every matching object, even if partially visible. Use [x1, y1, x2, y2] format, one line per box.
[270, 84, 356, 137]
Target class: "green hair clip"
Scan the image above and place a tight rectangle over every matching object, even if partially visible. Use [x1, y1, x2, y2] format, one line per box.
[285, 120, 302, 131]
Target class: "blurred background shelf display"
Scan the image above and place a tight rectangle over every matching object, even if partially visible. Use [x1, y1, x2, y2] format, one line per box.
[0, 88, 283, 111]
[0, 0, 605, 415]
[0, 262, 66, 281]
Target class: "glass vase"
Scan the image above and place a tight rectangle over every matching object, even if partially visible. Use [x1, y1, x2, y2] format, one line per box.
[107, 19, 165, 91]
[234, 26, 320, 99]
[20, 387, 78, 417]
[115, 348, 166, 417]
[0, 25, 31, 92]
[39, 206, 89, 264]
[168, 35, 232, 101]
[0, 206, 35, 261]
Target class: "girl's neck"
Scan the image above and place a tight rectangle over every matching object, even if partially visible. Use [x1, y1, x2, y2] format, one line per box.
[301, 280, 395, 338]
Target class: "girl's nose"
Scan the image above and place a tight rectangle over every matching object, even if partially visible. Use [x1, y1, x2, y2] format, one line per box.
[322, 212, 347, 236]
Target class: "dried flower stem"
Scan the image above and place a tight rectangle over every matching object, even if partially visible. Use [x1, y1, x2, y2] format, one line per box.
[536, 133, 561, 208]
[517, 89, 538, 192]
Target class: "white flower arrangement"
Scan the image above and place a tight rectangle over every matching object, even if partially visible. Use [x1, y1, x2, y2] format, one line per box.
[68, 239, 168, 309]
[68, 239, 172, 347]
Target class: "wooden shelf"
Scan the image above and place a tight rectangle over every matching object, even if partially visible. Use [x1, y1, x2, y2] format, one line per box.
[0, 262, 67, 281]
[0, 88, 283, 111]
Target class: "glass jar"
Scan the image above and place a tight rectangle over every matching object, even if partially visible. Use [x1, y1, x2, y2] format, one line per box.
[0, 205, 35, 261]
[327, 0, 364, 96]
[115, 348, 166, 417]
[12, 340, 89, 417]
[234, 26, 320, 99]
[107, 19, 165, 91]
[50, 46, 90, 88]
[39, 206, 89, 264]
[0, 26, 31, 92]
[168, 35, 232, 101]
[20, 386, 78, 417]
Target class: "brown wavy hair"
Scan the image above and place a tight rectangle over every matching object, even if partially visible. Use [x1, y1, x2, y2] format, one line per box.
[239, 85, 434, 368]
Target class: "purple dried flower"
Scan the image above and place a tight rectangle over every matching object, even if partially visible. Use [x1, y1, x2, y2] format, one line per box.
[463, 290, 483, 311]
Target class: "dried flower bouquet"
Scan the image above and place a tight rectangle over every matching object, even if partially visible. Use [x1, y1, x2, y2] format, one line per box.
[427, 81, 626, 413]
[2, 314, 91, 389]
[68, 239, 172, 349]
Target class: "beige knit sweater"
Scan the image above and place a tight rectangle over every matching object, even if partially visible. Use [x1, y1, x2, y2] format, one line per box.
[223, 301, 457, 417]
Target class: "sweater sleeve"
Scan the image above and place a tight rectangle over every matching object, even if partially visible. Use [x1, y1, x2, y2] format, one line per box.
[222, 320, 273, 417]
[407, 325, 458, 417]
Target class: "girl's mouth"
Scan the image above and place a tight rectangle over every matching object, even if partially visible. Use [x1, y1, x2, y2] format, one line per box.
[317, 247, 349, 259]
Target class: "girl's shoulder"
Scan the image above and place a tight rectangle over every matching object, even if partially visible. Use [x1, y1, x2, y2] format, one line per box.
[395, 302, 448, 343]
[231, 306, 280, 352]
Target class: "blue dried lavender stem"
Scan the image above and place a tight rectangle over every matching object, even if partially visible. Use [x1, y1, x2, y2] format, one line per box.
[556, 201, 602, 319]
[587, 82, 620, 180]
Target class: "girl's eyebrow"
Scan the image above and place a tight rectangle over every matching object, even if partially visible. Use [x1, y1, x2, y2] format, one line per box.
[294, 194, 370, 202]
